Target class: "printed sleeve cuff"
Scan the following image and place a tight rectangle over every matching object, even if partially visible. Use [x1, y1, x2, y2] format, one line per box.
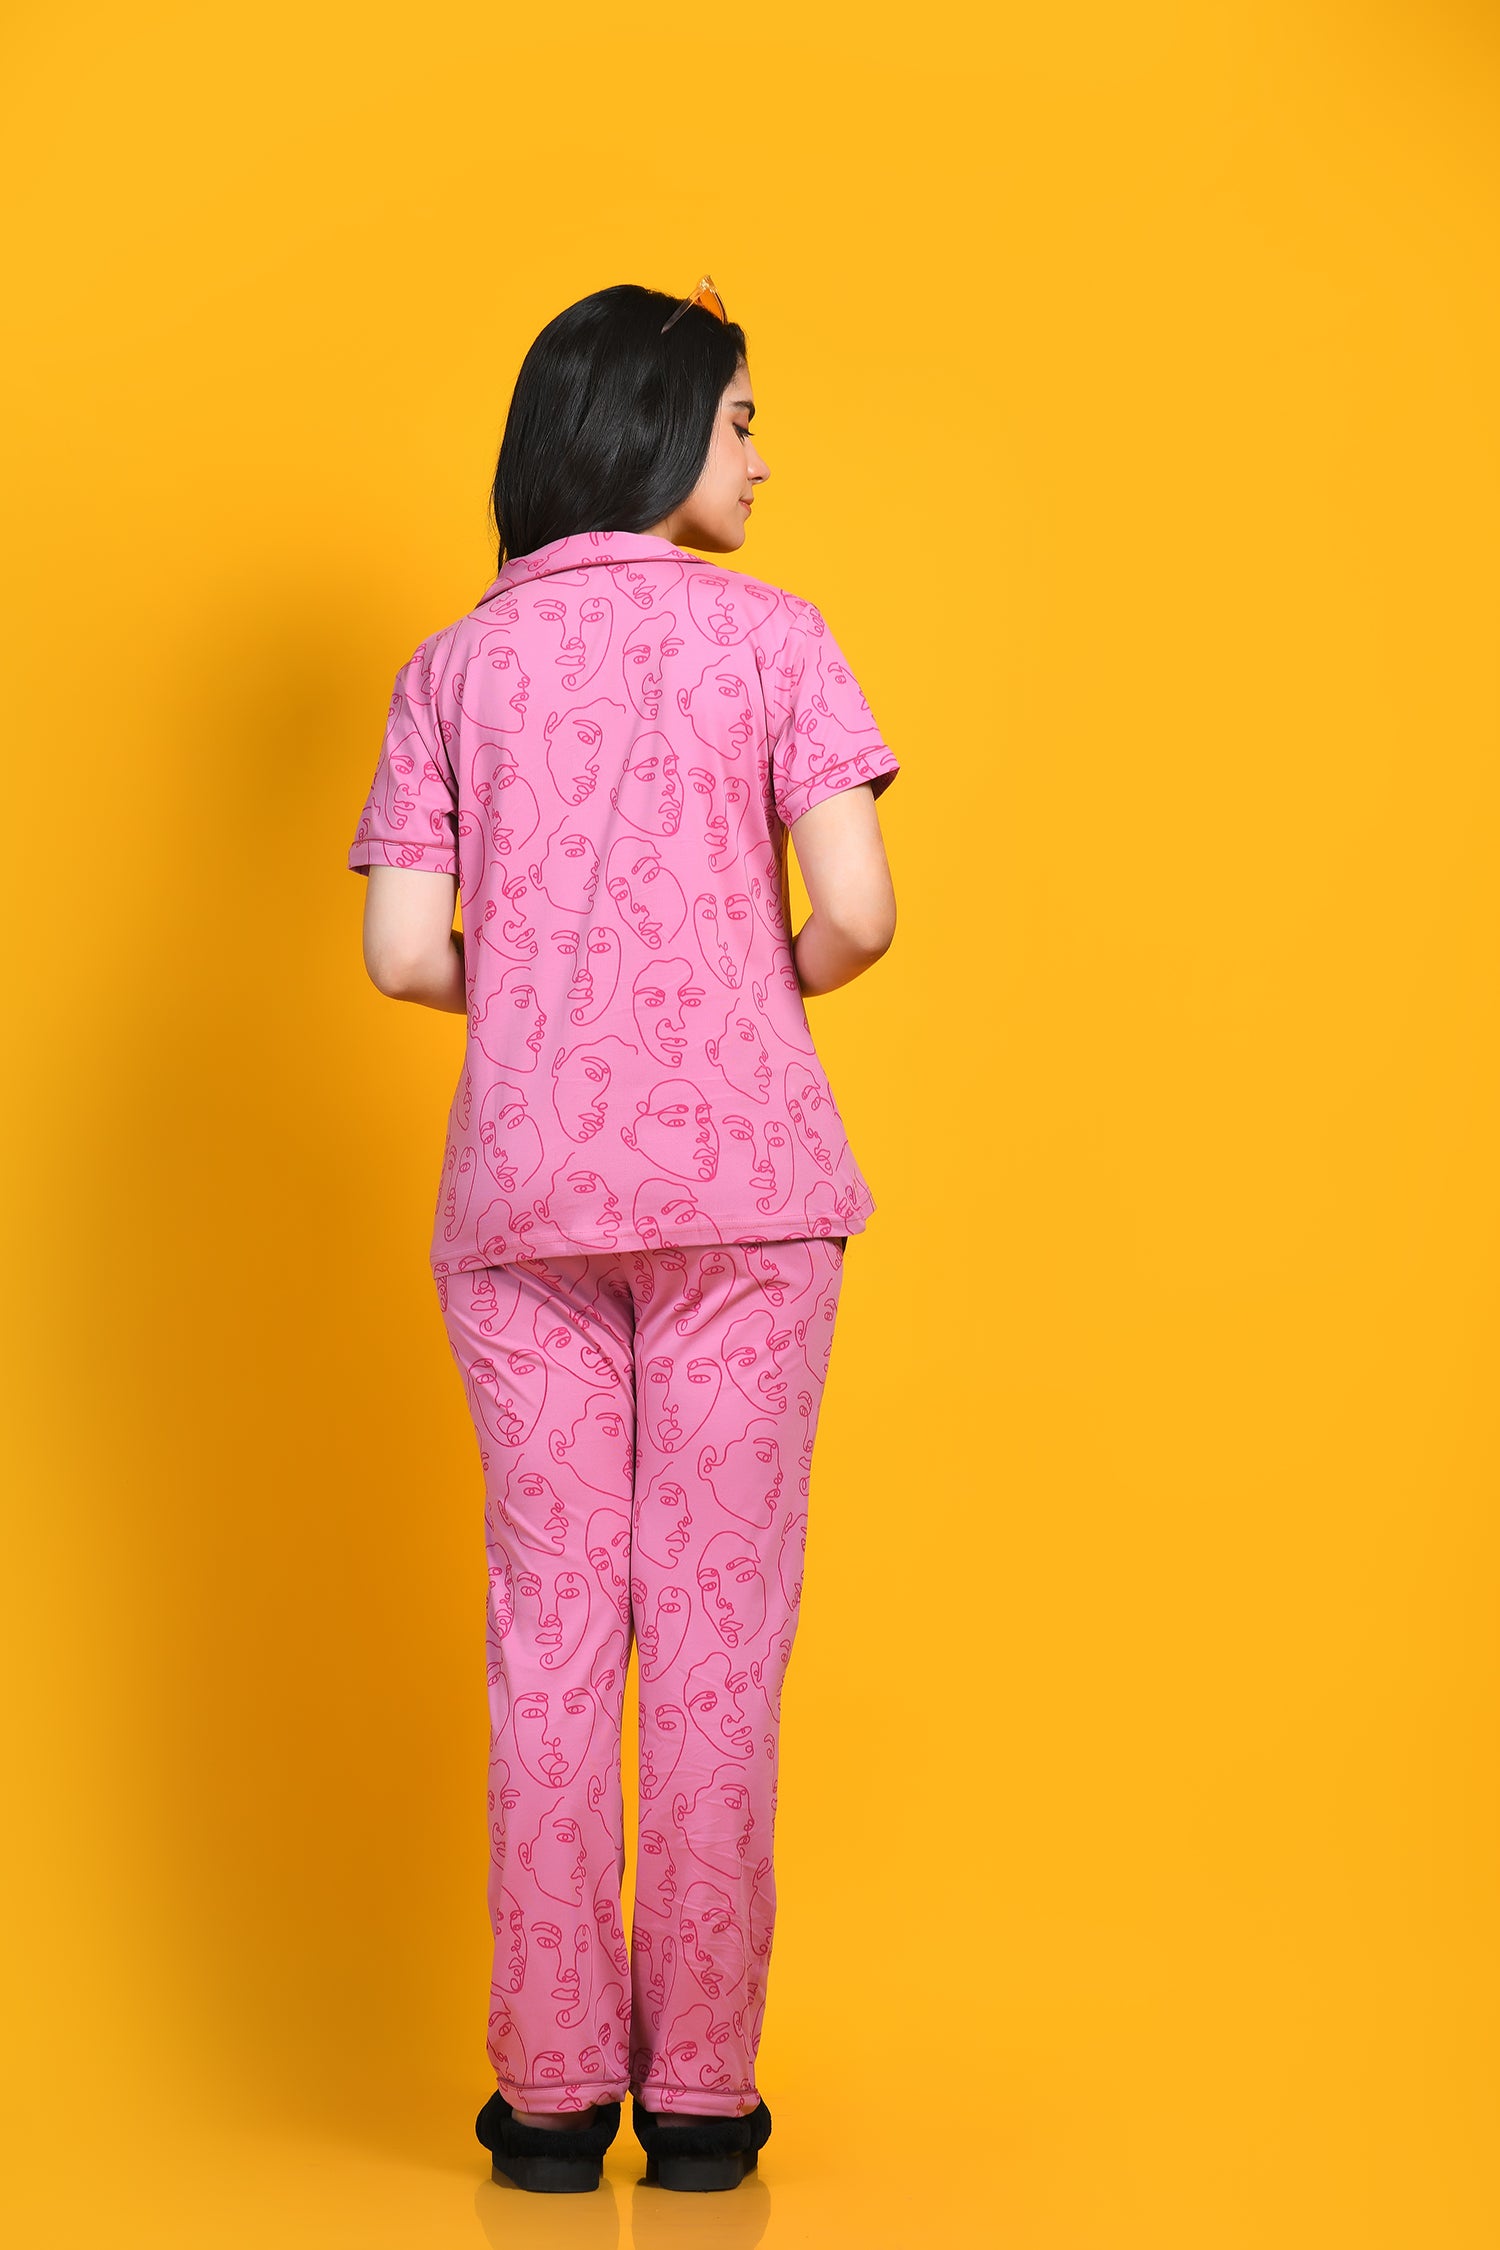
[778, 744, 900, 829]
[348, 840, 459, 875]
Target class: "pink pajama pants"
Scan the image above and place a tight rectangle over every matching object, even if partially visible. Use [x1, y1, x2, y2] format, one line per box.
[435, 1236, 847, 2117]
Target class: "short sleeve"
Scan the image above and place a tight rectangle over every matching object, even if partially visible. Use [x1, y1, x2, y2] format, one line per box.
[347, 641, 459, 876]
[766, 603, 900, 830]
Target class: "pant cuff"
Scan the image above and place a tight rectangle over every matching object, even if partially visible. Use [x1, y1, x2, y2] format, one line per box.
[631, 2088, 761, 2117]
[500, 2083, 628, 2113]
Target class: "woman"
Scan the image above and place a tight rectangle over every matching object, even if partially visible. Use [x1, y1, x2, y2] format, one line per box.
[347, 278, 900, 2194]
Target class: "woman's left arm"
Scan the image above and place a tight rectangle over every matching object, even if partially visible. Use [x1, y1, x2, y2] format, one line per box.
[358, 865, 466, 1013]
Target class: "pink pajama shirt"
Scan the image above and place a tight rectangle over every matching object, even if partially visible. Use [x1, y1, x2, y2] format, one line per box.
[349, 529, 898, 2114]
[437, 1236, 846, 2115]
[348, 530, 900, 1271]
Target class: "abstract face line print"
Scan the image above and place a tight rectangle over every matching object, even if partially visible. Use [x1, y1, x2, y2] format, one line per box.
[348, 529, 900, 1271]
[440, 1232, 847, 2114]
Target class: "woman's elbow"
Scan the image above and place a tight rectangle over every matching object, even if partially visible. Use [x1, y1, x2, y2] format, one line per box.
[363, 939, 428, 998]
[833, 904, 897, 959]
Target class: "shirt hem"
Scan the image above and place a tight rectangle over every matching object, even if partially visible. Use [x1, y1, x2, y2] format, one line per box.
[430, 1202, 876, 1274]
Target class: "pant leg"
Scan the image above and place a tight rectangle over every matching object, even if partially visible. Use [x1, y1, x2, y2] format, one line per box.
[624, 1236, 847, 2115]
[437, 1253, 638, 2114]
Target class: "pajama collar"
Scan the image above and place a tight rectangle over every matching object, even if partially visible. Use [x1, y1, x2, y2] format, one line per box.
[479, 530, 701, 604]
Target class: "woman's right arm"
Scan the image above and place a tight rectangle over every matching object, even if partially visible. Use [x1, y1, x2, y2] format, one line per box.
[359, 865, 467, 1013]
[788, 783, 898, 997]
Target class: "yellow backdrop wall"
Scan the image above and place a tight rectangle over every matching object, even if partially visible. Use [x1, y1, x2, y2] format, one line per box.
[5, 4, 1498, 2245]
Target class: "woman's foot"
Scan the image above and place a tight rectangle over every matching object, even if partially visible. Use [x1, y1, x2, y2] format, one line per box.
[476, 2092, 622, 2195]
[510, 2105, 599, 2131]
[631, 2095, 773, 2191]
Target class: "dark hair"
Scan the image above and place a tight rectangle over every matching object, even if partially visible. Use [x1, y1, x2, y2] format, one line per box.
[489, 284, 748, 568]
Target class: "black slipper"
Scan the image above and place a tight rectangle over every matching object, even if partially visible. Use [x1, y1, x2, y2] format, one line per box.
[475, 2090, 622, 2194]
[630, 2095, 773, 2192]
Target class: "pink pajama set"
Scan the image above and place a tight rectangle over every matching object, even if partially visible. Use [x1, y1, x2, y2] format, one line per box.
[349, 529, 899, 2116]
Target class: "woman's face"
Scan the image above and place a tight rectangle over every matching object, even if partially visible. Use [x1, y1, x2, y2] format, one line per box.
[653, 360, 770, 553]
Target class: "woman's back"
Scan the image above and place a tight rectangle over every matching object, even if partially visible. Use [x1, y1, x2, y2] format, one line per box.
[349, 526, 900, 1269]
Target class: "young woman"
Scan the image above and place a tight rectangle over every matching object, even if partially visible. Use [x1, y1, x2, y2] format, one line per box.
[348, 278, 900, 2194]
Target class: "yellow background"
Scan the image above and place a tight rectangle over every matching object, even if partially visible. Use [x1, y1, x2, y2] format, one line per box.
[5, 3, 1498, 2244]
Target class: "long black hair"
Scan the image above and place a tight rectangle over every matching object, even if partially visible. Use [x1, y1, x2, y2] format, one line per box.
[489, 284, 749, 568]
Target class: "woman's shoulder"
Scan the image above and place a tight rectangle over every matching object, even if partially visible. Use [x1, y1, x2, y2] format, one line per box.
[678, 559, 832, 652]
[388, 611, 466, 673]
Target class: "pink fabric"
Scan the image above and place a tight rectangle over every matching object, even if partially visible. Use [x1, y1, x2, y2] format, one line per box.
[347, 531, 899, 1274]
[437, 1236, 846, 2114]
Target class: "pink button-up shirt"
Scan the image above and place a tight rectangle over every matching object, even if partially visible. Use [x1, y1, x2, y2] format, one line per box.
[348, 529, 899, 1272]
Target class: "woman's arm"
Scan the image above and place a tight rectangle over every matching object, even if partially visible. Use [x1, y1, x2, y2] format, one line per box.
[355, 789, 895, 1013]
[787, 783, 898, 997]
[358, 865, 466, 1013]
